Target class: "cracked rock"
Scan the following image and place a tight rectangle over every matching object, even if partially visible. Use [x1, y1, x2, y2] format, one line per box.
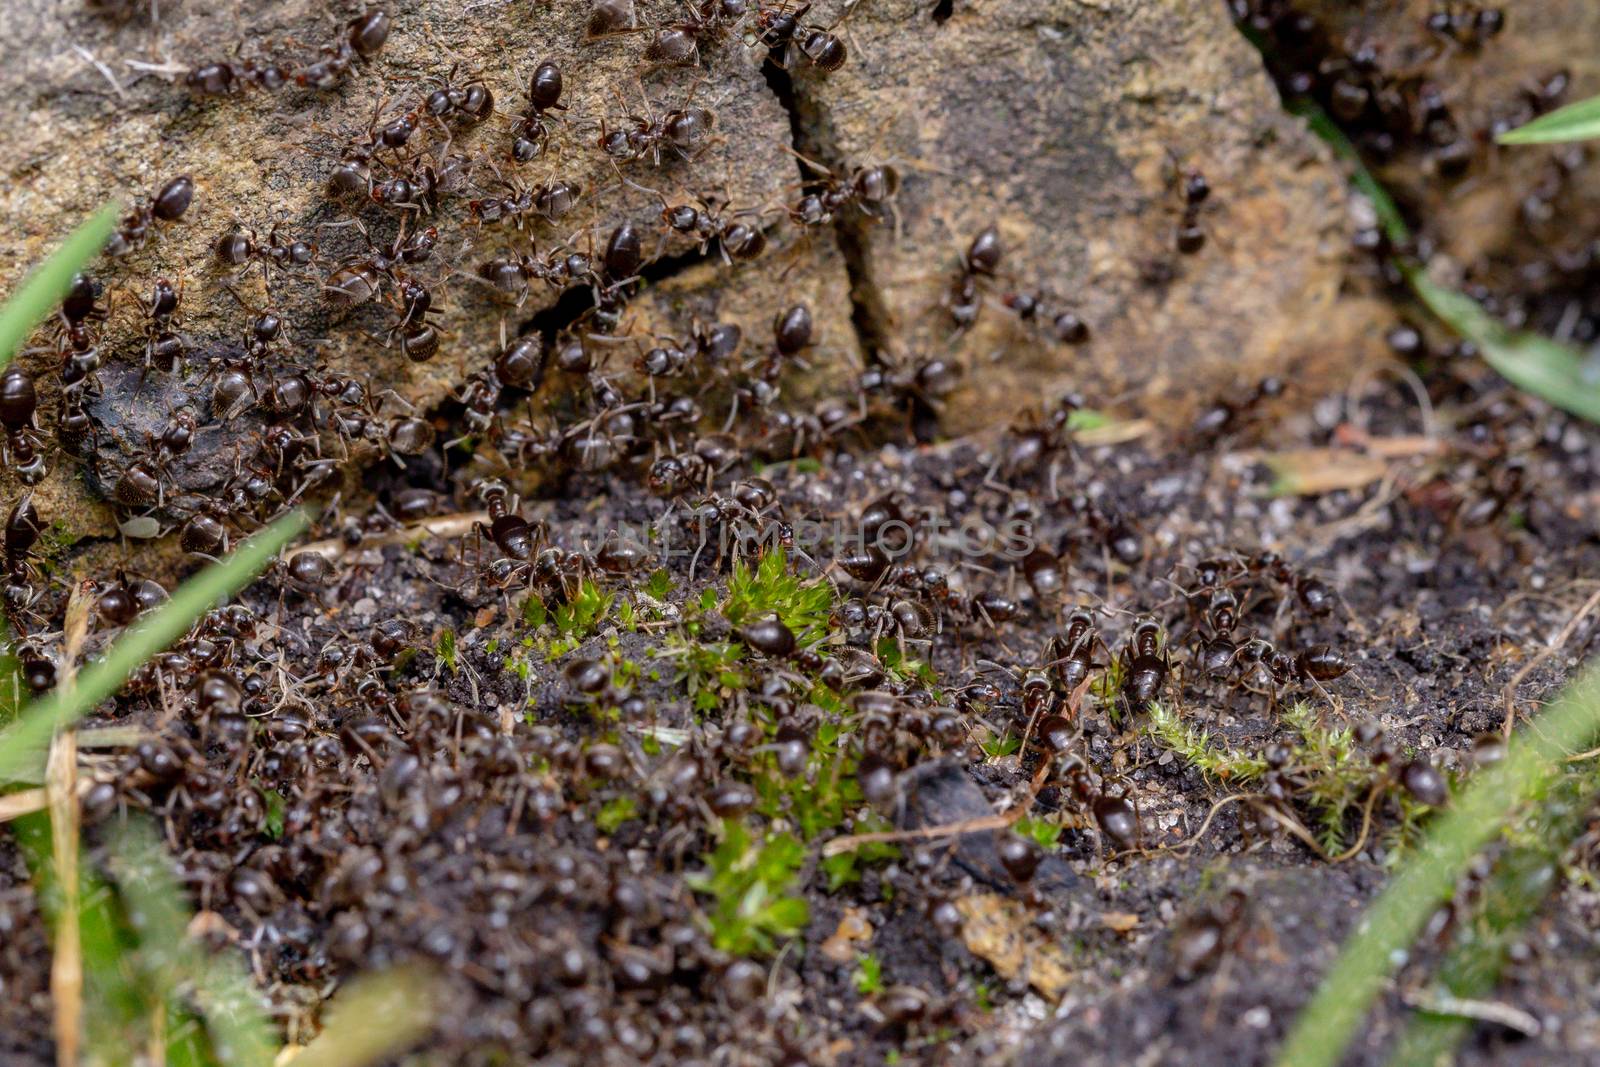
[788, 0, 1386, 433]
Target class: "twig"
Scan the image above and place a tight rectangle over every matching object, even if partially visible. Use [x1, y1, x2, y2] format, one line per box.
[61, 580, 92, 695]
[821, 757, 1052, 858]
[73, 45, 127, 101]
[820, 804, 1022, 858]
[124, 59, 188, 76]
[0, 787, 48, 822]
[1502, 585, 1600, 738]
[0, 779, 99, 824]
[45, 581, 90, 1064]
[1170, 792, 1259, 854]
[1401, 987, 1541, 1037]
[1169, 783, 1381, 864]
[47, 730, 82, 1067]
[288, 511, 488, 560]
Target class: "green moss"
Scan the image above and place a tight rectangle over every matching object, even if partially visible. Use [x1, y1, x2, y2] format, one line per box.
[1015, 815, 1065, 850]
[596, 795, 638, 834]
[723, 549, 833, 645]
[435, 627, 458, 674]
[688, 819, 809, 956]
[853, 953, 884, 995]
[1145, 703, 1269, 783]
[645, 568, 673, 601]
[981, 729, 1021, 759]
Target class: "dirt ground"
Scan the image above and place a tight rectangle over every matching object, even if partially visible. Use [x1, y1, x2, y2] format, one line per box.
[6, 357, 1600, 1066]
[4, 3, 1600, 1067]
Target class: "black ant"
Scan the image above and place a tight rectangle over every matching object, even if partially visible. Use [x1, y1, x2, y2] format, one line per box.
[477, 238, 594, 304]
[321, 221, 437, 309]
[596, 86, 716, 166]
[470, 479, 547, 580]
[53, 273, 108, 396]
[219, 284, 292, 370]
[751, 1, 848, 72]
[1238, 551, 1338, 619]
[942, 225, 1002, 332]
[214, 219, 317, 286]
[135, 277, 185, 373]
[105, 175, 194, 258]
[1218, 638, 1352, 709]
[295, 9, 393, 90]
[748, 303, 815, 380]
[1169, 160, 1211, 255]
[468, 175, 584, 228]
[997, 289, 1091, 345]
[1424, 3, 1505, 47]
[651, 186, 769, 263]
[0, 367, 47, 486]
[1191, 375, 1285, 440]
[585, 0, 636, 40]
[634, 320, 742, 385]
[646, 447, 715, 498]
[786, 151, 898, 229]
[388, 277, 444, 363]
[186, 54, 294, 97]
[120, 408, 203, 505]
[644, 0, 749, 68]
[1119, 619, 1170, 712]
[2, 495, 43, 627]
[512, 60, 568, 162]
[989, 392, 1084, 497]
[421, 63, 495, 126]
[1044, 609, 1109, 695]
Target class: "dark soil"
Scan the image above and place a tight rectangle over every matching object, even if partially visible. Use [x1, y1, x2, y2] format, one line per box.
[5, 348, 1600, 1066]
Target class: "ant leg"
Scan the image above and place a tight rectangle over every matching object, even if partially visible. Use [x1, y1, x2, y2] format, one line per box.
[780, 142, 835, 177]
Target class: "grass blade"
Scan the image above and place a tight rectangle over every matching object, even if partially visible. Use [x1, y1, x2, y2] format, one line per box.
[1273, 661, 1600, 1067]
[1496, 94, 1600, 145]
[1293, 97, 1600, 424]
[13, 812, 147, 1056]
[0, 510, 308, 785]
[1290, 100, 1410, 244]
[1385, 772, 1590, 1065]
[1409, 273, 1600, 424]
[0, 203, 120, 368]
[284, 967, 439, 1067]
[108, 819, 278, 1067]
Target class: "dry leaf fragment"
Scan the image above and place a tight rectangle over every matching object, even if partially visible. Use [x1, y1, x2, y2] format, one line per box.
[1262, 448, 1388, 496]
[955, 893, 1071, 1001]
[1101, 911, 1140, 934]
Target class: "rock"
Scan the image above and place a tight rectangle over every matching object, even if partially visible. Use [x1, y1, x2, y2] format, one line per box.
[896, 759, 1077, 894]
[0, 0, 1383, 544]
[788, 0, 1383, 434]
[0, 0, 855, 528]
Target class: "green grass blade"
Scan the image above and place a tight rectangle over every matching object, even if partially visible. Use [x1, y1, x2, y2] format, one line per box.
[13, 812, 147, 1057]
[0, 203, 120, 368]
[1290, 99, 1411, 244]
[1386, 780, 1587, 1066]
[1409, 273, 1600, 424]
[0, 510, 308, 784]
[1497, 94, 1600, 145]
[1274, 661, 1600, 1067]
[1294, 97, 1600, 424]
[109, 819, 277, 1067]
[286, 967, 439, 1067]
